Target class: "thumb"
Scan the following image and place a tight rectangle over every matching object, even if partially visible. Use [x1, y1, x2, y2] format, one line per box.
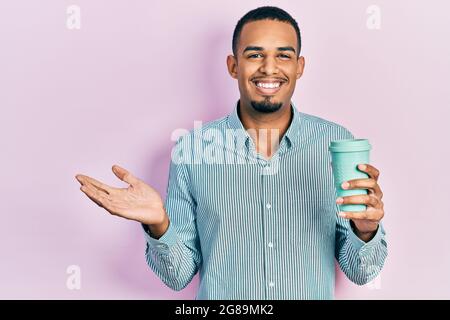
[112, 165, 139, 186]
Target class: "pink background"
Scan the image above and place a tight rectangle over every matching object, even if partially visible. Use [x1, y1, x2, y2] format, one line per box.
[1, 0, 449, 299]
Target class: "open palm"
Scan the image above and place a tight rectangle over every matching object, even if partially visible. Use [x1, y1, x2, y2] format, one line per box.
[75, 165, 166, 226]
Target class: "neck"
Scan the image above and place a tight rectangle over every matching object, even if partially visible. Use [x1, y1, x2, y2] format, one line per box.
[237, 99, 293, 159]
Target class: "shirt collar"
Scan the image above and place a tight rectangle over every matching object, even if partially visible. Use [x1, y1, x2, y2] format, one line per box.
[227, 100, 302, 149]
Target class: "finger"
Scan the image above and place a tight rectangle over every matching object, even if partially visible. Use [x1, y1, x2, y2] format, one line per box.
[76, 174, 116, 195]
[341, 178, 382, 197]
[338, 210, 379, 220]
[112, 164, 140, 186]
[75, 175, 83, 185]
[81, 184, 112, 207]
[357, 163, 380, 181]
[80, 185, 105, 207]
[336, 194, 381, 208]
[82, 185, 121, 216]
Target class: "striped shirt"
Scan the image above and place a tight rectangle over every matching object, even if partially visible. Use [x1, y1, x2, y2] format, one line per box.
[142, 102, 387, 300]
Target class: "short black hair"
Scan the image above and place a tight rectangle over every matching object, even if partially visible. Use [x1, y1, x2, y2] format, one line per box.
[232, 6, 301, 58]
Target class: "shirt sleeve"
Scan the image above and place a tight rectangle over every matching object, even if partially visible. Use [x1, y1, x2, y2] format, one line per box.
[333, 126, 388, 285]
[334, 211, 388, 285]
[142, 137, 202, 291]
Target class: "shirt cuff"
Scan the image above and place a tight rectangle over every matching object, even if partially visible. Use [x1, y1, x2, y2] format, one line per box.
[348, 222, 385, 254]
[141, 220, 178, 253]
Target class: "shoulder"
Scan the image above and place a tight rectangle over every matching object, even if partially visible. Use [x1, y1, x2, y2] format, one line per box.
[298, 111, 355, 140]
[171, 114, 230, 151]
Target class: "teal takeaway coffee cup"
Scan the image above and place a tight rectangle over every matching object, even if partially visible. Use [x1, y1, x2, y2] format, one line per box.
[329, 139, 371, 212]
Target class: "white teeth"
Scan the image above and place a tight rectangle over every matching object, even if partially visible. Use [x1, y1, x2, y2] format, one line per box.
[256, 82, 281, 89]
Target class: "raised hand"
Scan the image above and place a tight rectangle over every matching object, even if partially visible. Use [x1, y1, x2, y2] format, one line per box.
[336, 164, 385, 242]
[75, 165, 167, 227]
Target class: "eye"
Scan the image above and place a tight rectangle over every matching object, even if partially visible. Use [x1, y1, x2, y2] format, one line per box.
[248, 53, 263, 59]
[279, 54, 291, 59]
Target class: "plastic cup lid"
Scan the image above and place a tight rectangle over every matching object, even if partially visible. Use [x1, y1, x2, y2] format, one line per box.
[329, 138, 371, 152]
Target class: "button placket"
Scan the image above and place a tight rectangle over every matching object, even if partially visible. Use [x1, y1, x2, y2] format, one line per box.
[261, 164, 276, 298]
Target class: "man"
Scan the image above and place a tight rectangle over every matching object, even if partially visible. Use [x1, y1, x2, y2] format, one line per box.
[75, 6, 387, 299]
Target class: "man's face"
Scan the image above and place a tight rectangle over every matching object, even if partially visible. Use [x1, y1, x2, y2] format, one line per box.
[227, 19, 305, 113]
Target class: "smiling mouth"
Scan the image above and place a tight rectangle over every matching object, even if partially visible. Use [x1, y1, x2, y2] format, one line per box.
[251, 79, 286, 95]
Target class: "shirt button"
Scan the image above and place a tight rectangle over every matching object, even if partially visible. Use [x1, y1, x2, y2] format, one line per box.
[268, 242, 273, 248]
[157, 244, 166, 249]
[269, 282, 275, 288]
[168, 266, 173, 270]
[266, 203, 272, 209]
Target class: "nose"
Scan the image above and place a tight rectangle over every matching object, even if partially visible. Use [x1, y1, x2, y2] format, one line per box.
[259, 56, 279, 75]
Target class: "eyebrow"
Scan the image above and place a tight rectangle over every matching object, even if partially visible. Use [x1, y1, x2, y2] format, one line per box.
[243, 46, 296, 54]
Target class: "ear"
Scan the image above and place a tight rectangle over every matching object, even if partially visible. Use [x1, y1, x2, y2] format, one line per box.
[226, 55, 238, 79]
[296, 56, 305, 79]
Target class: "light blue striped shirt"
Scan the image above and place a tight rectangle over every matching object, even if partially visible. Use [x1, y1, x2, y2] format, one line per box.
[142, 102, 387, 300]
